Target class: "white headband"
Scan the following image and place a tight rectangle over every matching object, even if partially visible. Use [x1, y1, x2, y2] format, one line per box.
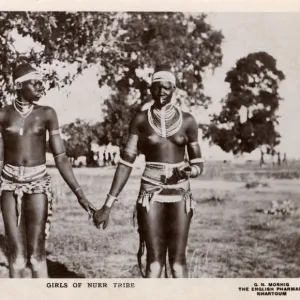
[152, 71, 176, 86]
[15, 71, 43, 83]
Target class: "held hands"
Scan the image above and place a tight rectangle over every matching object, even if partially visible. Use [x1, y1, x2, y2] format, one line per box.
[93, 194, 117, 230]
[93, 205, 111, 230]
[77, 195, 97, 219]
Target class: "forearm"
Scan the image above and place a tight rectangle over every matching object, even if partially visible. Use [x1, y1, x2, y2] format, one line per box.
[109, 164, 132, 196]
[54, 153, 83, 198]
[187, 142, 204, 178]
[105, 154, 136, 208]
[104, 129, 139, 208]
[0, 161, 3, 177]
[103, 163, 133, 207]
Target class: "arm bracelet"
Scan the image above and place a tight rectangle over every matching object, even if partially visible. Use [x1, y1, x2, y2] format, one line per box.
[190, 158, 204, 164]
[119, 158, 134, 168]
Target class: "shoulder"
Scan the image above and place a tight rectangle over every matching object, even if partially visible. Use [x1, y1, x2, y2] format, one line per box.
[130, 110, 147, 127]
[0, 105, 11, 113]
[182, 111, 197, 126]
[41, 105, 58, 119]
[0, 105, 13, 121]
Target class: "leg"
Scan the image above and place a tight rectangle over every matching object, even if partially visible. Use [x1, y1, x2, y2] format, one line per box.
[24, 193, 48, 278]
[1, 191, 27, 278]
[137, 201, 167, 278]
[167, 200, 192, 278]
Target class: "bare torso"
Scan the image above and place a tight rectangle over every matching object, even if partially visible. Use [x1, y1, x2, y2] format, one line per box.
[0, 104, 48, 167]
[137, 110, 192, 164]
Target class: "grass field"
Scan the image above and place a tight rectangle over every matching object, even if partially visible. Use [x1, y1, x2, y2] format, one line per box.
[0, 161, 300, 278]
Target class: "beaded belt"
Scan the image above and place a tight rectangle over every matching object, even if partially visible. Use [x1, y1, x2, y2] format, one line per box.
[2, 164, 47, 182]
[141, 161, 186, 185]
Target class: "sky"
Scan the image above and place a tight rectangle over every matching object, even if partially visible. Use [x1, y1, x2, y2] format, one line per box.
[12, 12, 300, 160]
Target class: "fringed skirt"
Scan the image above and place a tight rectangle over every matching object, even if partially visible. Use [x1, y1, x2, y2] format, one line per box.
[0, 164, 55, 240]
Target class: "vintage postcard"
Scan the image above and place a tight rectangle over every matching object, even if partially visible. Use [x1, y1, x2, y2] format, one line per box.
[0, 0, 299, 299]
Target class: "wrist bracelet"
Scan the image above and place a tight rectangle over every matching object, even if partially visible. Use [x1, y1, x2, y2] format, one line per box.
[107, 193, 118, 200]
[105, 193, 118, 208]
[190, 166, 199, 177]
[189, 165, 202, 178]
[75, 187, 82, 192]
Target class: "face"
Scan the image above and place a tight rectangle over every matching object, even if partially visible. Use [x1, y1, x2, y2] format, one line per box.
[19, 79, 45, 102]
[150, 81, 175, 108]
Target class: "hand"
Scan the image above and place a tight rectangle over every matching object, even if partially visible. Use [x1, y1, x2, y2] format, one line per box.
[180, 166, 192, 177]
[93, 205, 111, 230]
[180, 163, 203, 178]
[77, 196, 97, 219]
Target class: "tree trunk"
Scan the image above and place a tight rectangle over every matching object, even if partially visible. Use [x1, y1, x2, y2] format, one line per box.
[260, 150, 265, 167]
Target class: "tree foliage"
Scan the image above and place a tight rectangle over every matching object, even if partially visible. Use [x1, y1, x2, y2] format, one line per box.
[0, 12, 120, 105]
[97, 12, 224, 108]
[61, 119, 96, 161]
[0, 12, 224, 109]
[100, 91, 141, 148]
[204, 51, 285, 155]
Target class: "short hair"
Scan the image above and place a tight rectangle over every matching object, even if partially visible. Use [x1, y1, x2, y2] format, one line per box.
[13, 63, 38, 82]
[154, 63, 173, 73]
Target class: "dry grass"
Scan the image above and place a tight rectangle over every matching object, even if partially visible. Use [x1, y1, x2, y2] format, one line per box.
[0, 162, 300, 278]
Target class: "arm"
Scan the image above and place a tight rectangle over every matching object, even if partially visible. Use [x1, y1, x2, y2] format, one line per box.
[0, 111, 5, 176]
[45, 107, 95, 216]
[0, 129, 4, 176]
[105, 114, 141, 207]
[93, 113, 141, 229]
[183, 114, 204, 178]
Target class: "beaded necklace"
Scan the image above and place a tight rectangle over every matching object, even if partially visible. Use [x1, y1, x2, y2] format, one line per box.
[148, 103, 182, 138]
[13, 99, 34, 136]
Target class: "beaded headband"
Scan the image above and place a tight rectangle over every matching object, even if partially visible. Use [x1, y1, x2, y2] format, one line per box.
[15, 71, 43, 83]
[152, 71, 176, 86]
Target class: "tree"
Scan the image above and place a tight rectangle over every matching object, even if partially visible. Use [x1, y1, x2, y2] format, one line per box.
[0, 12, 224, 110]
[203, 51, 285, 161]
[100, 90, 141, 148]
[61, 119, 97, 165]
[97, 12, 224, 109]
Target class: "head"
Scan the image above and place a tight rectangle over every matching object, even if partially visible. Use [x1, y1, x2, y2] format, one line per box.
[150, 66, 176, 108]
[13, 63, 45, 103]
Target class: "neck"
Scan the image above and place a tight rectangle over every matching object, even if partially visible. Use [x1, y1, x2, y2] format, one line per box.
[16, 95, 32, 106]
[153, 102, 173, 111]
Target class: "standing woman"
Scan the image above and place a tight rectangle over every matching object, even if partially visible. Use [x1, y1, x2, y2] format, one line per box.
[94, 66, 204, 278]
[0, 63, 95, 278]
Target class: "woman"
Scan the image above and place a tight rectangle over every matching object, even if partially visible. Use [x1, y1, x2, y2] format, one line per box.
[93, 66, 204, 278]
[0, 63, 95, 278]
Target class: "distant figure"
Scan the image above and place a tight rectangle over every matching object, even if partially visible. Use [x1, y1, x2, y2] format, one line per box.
[282, 152, 287, 166]
[0, 63, 95, 278]
[93, 65, 204, 278]
[260, 150, 265, 167]
[277, 152, 281, 166]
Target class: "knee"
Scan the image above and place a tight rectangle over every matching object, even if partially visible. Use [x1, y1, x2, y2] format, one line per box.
[147, 261, 163, 278]
[170, 262, 187, 278]
[29, 255, 46, 270]
[10, 255, 27, 270]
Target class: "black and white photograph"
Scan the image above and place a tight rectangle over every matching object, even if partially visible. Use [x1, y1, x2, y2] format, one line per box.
[0, 5, 300, 289]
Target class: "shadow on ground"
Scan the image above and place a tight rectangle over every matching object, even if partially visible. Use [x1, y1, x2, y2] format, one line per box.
[47, 259, 84, 278]
[0, 234, 84, 278]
